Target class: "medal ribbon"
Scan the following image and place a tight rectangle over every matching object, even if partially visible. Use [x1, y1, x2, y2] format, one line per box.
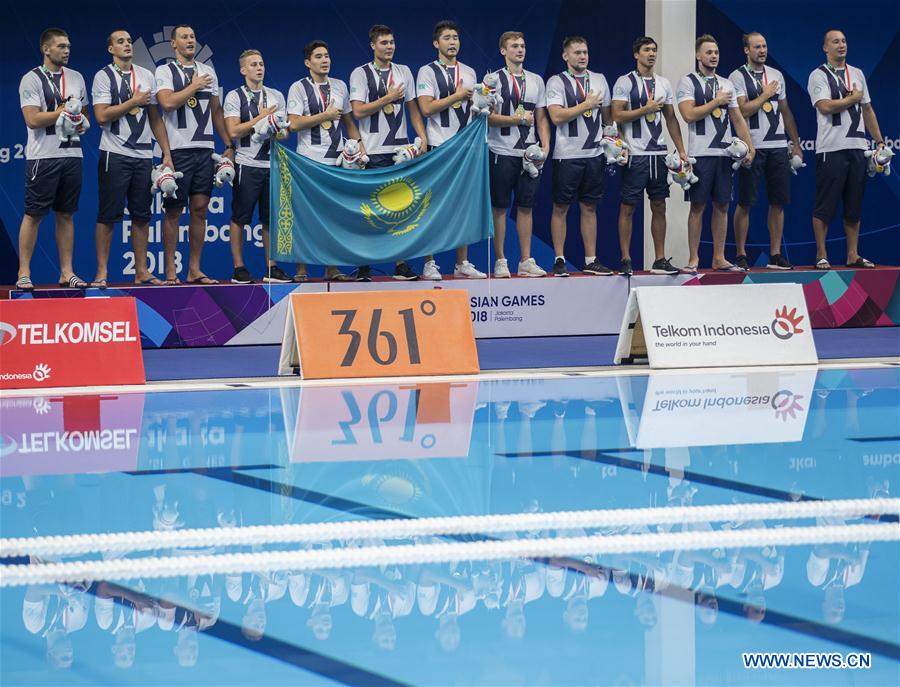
[744, 64, 768, 98]
[371, 63, 394, 98]
[113, 64, 136, 100]
[507, 69, 526, 107]
[244, 85, 268, 110]
[440, 60, 460, 93]
[40, 66, 66, 104]
[569, 71, 590, 103]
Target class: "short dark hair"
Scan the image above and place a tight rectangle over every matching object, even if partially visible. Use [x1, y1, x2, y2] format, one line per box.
[742, 32, 763, 48]
[562, 36, 587, 50]
[433, 20, 459, 42]
[106, 29, 129, 48]
[304, 40, 328, 61]
[40, 28, 68, 49]
[369, 24, 393, 44]
[823, 28, 844, 44]
[170, 24, 193, 41]
[499, 31, 524, 50]
[632, 36, 657, 54]
[695, 34, 718, 52]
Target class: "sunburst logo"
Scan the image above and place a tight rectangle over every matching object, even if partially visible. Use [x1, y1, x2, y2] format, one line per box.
[360, 177, 432, 236]
[772, 305, 805, 340]
[771, 390, 805, 421]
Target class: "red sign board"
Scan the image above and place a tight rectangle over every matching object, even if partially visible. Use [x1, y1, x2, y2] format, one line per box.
[0, 297, 145, 389]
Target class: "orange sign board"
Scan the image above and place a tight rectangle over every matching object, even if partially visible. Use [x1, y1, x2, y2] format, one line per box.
[279, 290, 479, 379]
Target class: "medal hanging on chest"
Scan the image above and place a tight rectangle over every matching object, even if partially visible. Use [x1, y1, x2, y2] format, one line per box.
[444, 63, 462, 108]
[570, 72, 592, 118]
[510, 71, 526, 117]
[643, 76, 656, 122]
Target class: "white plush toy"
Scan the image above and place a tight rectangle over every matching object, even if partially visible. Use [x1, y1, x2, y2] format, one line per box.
[471, 72, 501, 117]
[55, 95, 90, 143]
[787, 141, 807, 176]
[211, 153, 235, 187]
[522, 144, 545, 178]
[338, 138, 369, 169]
[600, 125, 629, 167]
[865, 146, 894, 177]
[393, 137, 422, 165]
[150, 164, 184, 199]
[251, 111, 289, 144]
[664, 152, 699, 191]
[725, 137, 750, 170]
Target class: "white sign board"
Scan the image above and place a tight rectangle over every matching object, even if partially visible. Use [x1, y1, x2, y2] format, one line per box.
[614, 284, 818, 368]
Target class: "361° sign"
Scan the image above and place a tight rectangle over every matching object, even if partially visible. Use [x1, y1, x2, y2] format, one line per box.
[279, 290, 479, 379]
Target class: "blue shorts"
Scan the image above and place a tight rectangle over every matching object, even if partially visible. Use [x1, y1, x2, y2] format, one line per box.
[164, 148, 214, 210]
[686, 156, 733, 205]
[738, 147, 790, 207]
[620, 155, 670, 206]
[24, 157, 82, 217]
[813, 149, 867, 223]
[551, 156, 605, 205]
[97, 151, 152, 224]
[490, 152, 539, 209]
[232, 164, 269, 226]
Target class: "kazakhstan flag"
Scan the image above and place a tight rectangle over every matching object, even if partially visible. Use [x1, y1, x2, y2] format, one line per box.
[271, 115, 493, 265]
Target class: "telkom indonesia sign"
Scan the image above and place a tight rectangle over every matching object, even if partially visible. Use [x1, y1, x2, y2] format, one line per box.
[0, 298, 145, 389]
[615, 284, 817, 368]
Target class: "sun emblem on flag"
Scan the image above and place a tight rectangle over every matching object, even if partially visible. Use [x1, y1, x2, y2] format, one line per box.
[360, 177, 432, 236]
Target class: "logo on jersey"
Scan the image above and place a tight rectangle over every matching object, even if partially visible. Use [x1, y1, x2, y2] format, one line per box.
[771, 306, 805, 340]
[360, 178, 432, 236]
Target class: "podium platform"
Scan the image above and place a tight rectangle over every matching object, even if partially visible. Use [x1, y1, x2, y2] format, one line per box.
[7, 266, 898, 349]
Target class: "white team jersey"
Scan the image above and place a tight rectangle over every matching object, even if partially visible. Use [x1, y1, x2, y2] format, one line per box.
[154, 61, 219, 150]
[807, 64, 870, 153]
[349, 63, 416, 155]
[415, 61, 477, 146]
[611, 72, 674, 156]
[545, 70, 609, 160]
[729, 65, 787, 150]
[286, 77, 350, 164]
[223, 86, 286, 168]
[676, 73, 739, 157]
[487, 68, 547, 158]
[19, 67, 88, 160]
[91, 64, 158, 159]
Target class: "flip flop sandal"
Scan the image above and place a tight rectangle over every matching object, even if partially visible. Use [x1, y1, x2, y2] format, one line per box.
[846, 257, 875, 268]
[188, 275, 218, 285]
[815, 258, 832, 270]
[90, 279, 108, 289]
[325, 272, 351, 282]
[15, 276, 34, 291]
[292, 274, 309, 283]
[59, 275, 88, 289]
[137, 277, 165, 286]
[681, 266, 699, 276]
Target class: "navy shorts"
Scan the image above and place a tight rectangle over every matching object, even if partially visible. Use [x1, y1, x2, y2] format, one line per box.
[24, 157, 82, 217]
[164, 148, 214, 210]
[738, 147, 790, 207]
[490, 152, 539, 209]
[97, 151, 153, 224]
[367, 153, 395, 169]
[232, 164, 269, 226]
[686, 156, 733, 205]
[552, 156, 605, 205]
[814, 149, 867, 223]
[620, 155, 670, 206]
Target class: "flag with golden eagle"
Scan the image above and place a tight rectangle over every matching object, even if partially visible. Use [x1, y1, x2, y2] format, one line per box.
[270, 116, 493, 265]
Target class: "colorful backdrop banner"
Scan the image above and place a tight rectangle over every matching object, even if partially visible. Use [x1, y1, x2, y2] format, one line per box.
[271, 116, 493, 266]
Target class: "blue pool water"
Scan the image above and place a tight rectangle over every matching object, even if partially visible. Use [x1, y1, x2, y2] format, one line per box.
[1, 365, 898, 686]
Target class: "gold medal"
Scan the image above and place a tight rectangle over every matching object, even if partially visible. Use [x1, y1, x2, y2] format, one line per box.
[452, 101, 462, 109]
[187, 96, 198, 109]
[645, 112, 656, 122]
[383, 103, 394, 114]
[129, 106, 141, 116]
[515, 104, 525, 117]
[712, 107, 723, 119]
[322, 120, 332, 130]
[583, 109, 593, 118]
[762, 101, 773, 113]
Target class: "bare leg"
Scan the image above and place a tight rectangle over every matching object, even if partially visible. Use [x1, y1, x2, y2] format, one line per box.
[94, 222, 114, 282]
[187, 195, 211, 281]
[844, 219, 861, 263]
[687, 202, 705, 268]
[617, 203, 635, 260]
[17, 214, 42, 279]
[455, 246, 467, 265]
[229, 221, 245, 268]
[768, 205, 784, 255]
[710, 202, 731, 268]
[54, 212, 76, 281]
[649, 199, 667, 260]
[492, 207, 507, 260]
[515, 207, 533, 261]
[162, 207, 182, 282]
[733, 203, 750, 257]
[550, 203, 568, 256]
[262, 224, 277, 268]
[131, 220, 153, 283]
[578, 201, 597, 259]
[812, 216, 829, 262]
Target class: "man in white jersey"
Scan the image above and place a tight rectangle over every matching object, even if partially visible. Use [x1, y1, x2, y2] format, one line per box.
[416, 19, 486, 280]
[807, 29, 885, 269]
[677, 34, 755, 273]
[612, 36, 689, 277]
[488, 31, 551, 278]
[91, 29, 173, 288]
[350, 24, 428, 281]
[155, 25, 232, 285]
[546, 36, 613, 277]
[223, 49, 290, 285]
[287, 39, 363, 282]
[17, 28, 90, 290]
[730, 32, 803, 271]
